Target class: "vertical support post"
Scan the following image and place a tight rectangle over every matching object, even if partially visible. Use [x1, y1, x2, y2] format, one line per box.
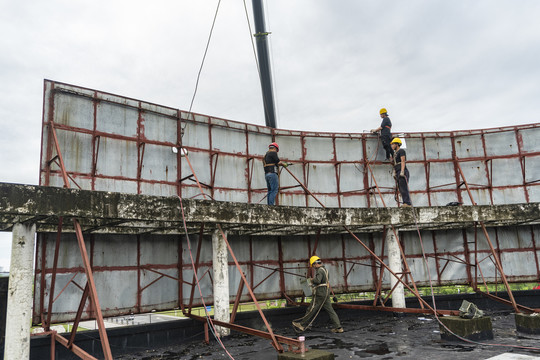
[5, 222, 36, 360]
[50, 331, 56, 359]
[204, 322, 210, 344]
[212, 229, 230, 337]
[386, 229, 405, 309]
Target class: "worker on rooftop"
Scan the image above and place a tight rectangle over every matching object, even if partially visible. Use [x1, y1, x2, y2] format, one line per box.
[371, 108, 394, 162]
[391, 137, 412, 207]
[292, 256, 344, 334]
[263, 142, 287, 205]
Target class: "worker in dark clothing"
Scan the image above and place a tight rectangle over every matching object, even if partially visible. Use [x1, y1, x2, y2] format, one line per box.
[263, 142, 287, 205]
[292, 256, 343, 333]
[391, 137, 412, 207]
[371, 108, 393, 162]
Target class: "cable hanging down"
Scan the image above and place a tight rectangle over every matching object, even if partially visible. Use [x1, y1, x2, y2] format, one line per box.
[182, 0, 223, 138]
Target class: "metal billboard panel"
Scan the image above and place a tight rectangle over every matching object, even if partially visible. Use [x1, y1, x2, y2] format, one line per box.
[35, 80, 540, 323]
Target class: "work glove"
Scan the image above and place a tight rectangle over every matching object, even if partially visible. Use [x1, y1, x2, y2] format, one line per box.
[399, 173, 406, 178]
[370, 129, 377, 133]
[333, 296, 338, 303]
[281, 162, 289, 167]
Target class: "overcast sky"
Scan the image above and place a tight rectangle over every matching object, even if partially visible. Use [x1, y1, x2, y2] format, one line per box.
[1, 0, 540, 270]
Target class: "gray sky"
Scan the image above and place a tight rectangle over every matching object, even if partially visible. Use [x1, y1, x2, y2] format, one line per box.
[1, 0, 540, 270]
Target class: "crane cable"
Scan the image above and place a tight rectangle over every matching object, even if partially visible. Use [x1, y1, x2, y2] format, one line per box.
[182, 0, 223, 139]
[176, 3, 236, 355]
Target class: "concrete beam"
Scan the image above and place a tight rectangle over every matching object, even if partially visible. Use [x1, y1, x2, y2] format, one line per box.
[1, 182, 539, 236]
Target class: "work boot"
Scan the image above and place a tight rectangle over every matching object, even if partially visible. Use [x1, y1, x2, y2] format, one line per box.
[331, 327, 344, 333]
[292, 321, 305, 332]
[401, 204, 411, 208]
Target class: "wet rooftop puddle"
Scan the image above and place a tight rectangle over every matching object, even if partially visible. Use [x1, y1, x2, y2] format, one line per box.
[354, 342, 391, 357]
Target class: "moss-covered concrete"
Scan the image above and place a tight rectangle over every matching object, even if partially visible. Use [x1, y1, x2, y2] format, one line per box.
[277, 349, 334, 360]
[515, 313, 540, 334]
[1, 182, 540, 236]
[439, 316, 493, 341]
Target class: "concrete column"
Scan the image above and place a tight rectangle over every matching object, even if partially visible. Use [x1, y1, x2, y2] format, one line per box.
[4, 223, 36, 360]
[212, 229, 230, 337]
[386, 228, 406, 309]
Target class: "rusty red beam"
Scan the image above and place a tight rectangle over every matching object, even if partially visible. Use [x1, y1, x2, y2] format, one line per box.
[55, 333, 98, 360]
[475, 290, 539, 313]
[47, 122, 113, 359]
[230, 279, 245, 324]
[186, 313, 303, 350]
[334, 303, 459, 315]
[46, 218, 64, 330]
[73, 220, 113, 359]
[69, 283, 90, 347]
[187, 227, 205, 314]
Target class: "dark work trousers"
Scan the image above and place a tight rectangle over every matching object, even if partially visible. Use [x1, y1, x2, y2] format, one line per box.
[381, 136, 394, 160]
[397, 168, 412, 205]
[299, 291, 341, 330]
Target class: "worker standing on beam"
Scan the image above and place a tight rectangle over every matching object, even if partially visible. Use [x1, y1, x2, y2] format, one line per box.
[292, 256, 344, 333]
[263, 142, 287, 205]
[391, 137, 412, 207]
[371, 108, 394, 162]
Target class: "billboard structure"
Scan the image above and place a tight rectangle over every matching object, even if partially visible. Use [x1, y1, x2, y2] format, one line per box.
[34, 80, 540, 356]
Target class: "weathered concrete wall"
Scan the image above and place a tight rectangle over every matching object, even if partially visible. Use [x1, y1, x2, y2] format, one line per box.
[2, 183, 539, 235]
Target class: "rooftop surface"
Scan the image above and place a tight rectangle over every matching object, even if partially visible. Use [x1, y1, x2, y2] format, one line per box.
[116, 308, 540, 360]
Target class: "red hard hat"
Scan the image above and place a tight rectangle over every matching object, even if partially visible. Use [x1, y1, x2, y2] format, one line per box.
[269, 142, 279, 151]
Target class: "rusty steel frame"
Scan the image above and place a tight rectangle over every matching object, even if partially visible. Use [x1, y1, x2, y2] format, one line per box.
[283, 166, 455, 316]
[33, 80, 540, 357]
[289, 159, 539, 315]
[40, 109, 113, 358]
[40, 82, 540, 208]
[454, 159, 538, 313]
[179, 147, 298, 353]
[284, 158, 539, 315]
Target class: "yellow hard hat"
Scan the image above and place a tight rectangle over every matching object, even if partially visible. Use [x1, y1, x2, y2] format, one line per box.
[391, 137, 402, 145]
[309, 255, 321, 267]
[379, 108, 387, 115]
